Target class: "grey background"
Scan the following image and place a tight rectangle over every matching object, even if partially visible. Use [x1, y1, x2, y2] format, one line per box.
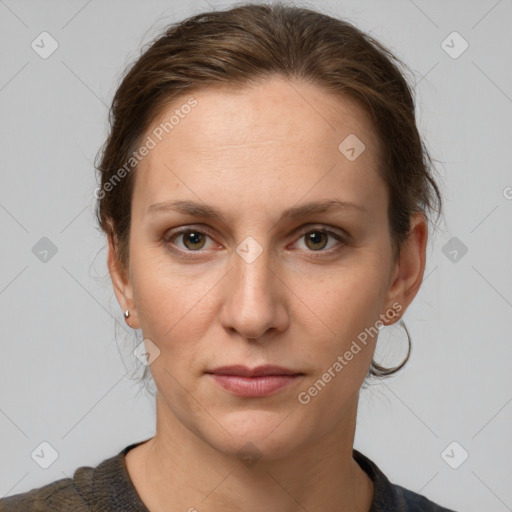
[1, 0, 511, 510]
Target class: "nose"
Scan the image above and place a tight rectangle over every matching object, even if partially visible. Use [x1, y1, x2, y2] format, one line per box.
[219, 243, 290, 342]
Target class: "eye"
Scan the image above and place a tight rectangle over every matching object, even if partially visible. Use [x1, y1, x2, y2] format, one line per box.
[164, 228, 217, 252]
[292, 228, 346, 255]
[163, 225, 347, 256]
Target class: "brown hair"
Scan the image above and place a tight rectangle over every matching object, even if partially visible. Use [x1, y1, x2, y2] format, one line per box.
[95, 2, 442, 381]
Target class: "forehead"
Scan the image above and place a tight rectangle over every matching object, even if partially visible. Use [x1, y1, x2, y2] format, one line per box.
[134, 76, 383, 214]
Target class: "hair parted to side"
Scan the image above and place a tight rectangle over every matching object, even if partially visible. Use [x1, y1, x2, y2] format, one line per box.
[95, 2, 443, 383]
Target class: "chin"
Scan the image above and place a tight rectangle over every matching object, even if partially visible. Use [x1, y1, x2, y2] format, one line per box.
[200, 409, 309, 462]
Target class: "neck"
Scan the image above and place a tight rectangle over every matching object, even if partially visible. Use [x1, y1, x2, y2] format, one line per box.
[126, 394, 373, 512]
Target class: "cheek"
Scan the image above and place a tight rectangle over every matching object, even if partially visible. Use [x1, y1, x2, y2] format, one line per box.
[297, 256, 388, 404]
[130, 256, 221, 369]
[295, 268, 384, 418]
[310, 258, 387, 343]
[130, 243, 199, 326]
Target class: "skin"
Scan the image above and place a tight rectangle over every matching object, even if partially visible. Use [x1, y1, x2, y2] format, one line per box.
[108, 75, 427, 512]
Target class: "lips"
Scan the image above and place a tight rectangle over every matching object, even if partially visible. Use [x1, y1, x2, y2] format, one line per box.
[206, 365, 304, 377]
[206, 365, 305, 398]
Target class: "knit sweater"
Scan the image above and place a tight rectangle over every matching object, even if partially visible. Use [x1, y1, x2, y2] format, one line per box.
[0, 440, 457, 511]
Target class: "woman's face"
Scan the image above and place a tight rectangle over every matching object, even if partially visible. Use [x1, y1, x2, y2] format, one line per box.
[109, 76, 425, 460]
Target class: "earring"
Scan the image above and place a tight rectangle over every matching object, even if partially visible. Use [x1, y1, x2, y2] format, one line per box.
[124, 310, 130, 319]
[370, 319, 411, 377]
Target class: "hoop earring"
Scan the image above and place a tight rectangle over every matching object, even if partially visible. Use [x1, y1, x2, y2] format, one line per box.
[369, 319, 411, 377]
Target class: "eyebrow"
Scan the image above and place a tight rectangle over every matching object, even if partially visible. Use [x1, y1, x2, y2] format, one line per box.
[146, 198, 367, 223]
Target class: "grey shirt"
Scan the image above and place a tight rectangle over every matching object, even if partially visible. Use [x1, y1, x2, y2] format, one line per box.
[0, 440, 457, 511]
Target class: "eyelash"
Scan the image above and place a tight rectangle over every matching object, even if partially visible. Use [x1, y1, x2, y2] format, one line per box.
[163, 225, 348, 259]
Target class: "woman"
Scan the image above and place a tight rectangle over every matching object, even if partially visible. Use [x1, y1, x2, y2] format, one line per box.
[0, 3, 456, 511]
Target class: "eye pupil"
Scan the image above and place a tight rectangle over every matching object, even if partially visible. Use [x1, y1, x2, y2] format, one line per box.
[306, 231, 328, 250]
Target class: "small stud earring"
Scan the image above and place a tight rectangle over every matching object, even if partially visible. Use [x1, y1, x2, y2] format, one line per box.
[124, 310, 130, 319]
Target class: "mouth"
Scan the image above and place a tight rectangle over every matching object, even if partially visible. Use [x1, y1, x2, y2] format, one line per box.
[205, 365, 305, 397]
[206, 364, 304, 377]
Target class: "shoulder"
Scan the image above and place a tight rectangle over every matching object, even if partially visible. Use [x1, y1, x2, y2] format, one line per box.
[389, 482, 457, 511]
[353, 449, 458, 512]
[0, 440, 149, 512]
[0, 473, 91, 511]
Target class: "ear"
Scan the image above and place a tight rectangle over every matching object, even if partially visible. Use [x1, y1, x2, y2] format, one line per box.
[107, 234, 140, 329]
[381, 212, 428, 325]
